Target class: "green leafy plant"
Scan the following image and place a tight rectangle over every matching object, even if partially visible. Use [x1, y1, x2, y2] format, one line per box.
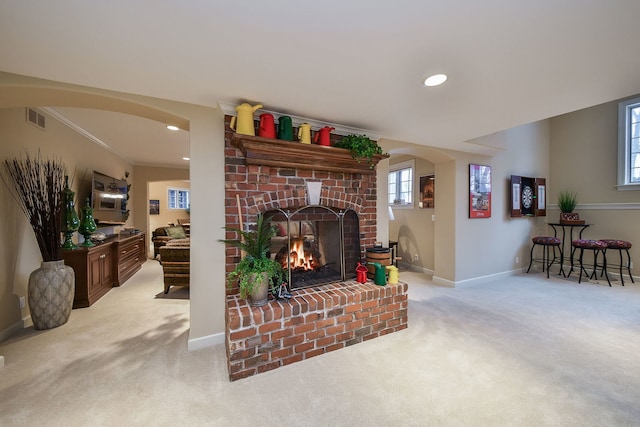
[557, 191, 577, 213]
[334, 134, 385, 168]
[218, 214, 283, 298]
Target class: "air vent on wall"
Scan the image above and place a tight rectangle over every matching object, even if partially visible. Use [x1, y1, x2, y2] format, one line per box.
[25, 107, 45, 130]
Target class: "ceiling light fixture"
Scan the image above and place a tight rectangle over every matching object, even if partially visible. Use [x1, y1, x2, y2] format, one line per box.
[424, 74, 447, 87]
[167, 125, 179, 131]
[183, 157, 190, 161]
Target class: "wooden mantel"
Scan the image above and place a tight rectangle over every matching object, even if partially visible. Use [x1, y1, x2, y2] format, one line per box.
[231, 134, 389, 175]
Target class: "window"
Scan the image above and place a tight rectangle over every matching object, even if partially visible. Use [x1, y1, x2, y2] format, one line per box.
[388, 160, 414, 207]
[168, 188, 190, 209]
[618, 96, 640, 190]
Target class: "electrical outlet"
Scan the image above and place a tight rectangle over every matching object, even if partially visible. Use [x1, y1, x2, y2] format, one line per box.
[19, 296, 25, 309]
[414, 254, 419, 261]
[515, 256, 520, 264]
[630, 261, 634, 269]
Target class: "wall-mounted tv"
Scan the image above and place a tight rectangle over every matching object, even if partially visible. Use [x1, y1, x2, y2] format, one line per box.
[91, 171, 128, 223]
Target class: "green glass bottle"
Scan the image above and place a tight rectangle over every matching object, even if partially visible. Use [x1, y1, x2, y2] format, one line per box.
[61, 176, 80, 250]
[78, 197, 97, 247]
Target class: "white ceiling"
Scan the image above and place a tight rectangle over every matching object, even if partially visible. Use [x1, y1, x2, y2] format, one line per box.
[2, 1, 640, 167]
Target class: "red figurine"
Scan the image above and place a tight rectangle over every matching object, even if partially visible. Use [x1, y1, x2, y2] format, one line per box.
[356, 262, 368, 283]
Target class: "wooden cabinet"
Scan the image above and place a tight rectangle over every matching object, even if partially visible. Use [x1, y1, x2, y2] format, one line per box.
[113, 233, 146, 286]
[65, 243, 114, 308]
[63, 232, 147, 308]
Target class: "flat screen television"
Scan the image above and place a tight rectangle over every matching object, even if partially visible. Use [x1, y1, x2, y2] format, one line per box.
[91, 171, 128, 224]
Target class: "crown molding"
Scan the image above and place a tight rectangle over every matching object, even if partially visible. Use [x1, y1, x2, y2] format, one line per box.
[40, 107, 133, 165]
[217, 101, 382, 140]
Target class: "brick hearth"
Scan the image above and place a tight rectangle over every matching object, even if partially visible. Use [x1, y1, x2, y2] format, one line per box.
[226, 280, 408, 381]
[223, 114, 408, 381]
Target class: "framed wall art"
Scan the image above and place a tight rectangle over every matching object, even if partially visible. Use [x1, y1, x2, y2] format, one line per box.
[149, 199, 160, 215]
[98, 197, 116, 211]
[469, 164, 492, 218]
[419, 175, 435, 209]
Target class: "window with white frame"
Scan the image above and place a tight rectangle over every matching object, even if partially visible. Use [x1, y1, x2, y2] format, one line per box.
[168, 188, 190, 209]
[388, 159, 414, 206]
[618, 96, 640, 190]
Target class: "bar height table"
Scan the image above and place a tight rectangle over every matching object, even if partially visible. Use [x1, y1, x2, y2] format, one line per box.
[548, 222, 591, 277]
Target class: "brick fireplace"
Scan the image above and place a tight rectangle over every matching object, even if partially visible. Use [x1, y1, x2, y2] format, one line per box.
[223, 115, 408, 380]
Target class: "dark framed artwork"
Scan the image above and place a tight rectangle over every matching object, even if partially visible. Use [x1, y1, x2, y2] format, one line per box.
[98, 196, 116, 211]
[149, 199, 160, 215]
[469, 164, 492, 218]
[419, 175, 435, 209]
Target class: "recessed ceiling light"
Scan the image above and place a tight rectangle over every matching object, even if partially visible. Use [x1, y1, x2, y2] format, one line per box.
[424, 74, 447, 87]
[183, 157, 190, 161]
[167, 125, 179, 131]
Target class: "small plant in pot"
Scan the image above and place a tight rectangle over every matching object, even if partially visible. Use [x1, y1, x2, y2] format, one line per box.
[334, 134, 385, 168]
[219, 214, 284, 306]
[558, 191, 583, 224]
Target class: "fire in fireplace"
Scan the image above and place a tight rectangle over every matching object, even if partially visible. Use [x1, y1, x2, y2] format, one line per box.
[267, 206, 360, 290]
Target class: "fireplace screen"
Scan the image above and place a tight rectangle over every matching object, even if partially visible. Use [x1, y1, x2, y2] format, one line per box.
[267, 207, 360, 290]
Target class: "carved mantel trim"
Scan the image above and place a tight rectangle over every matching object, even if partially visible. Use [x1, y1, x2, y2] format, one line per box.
[231, 134, 388, 175]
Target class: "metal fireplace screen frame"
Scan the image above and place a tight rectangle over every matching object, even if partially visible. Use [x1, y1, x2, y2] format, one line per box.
[266, 206, 359, 290]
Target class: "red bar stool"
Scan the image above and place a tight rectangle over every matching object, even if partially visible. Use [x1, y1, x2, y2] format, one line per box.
[599, 239, 634, 285]
[527, 236, 562, 278]
[571, 239, 610, 285]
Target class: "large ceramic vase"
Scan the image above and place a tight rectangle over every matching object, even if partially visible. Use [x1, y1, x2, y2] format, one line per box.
[28, 260, 75, 330]
[248, 272, 270, 307]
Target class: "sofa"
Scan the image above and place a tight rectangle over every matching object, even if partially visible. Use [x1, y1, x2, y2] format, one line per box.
[152, 225, 188, 259]
[159, 238, 190, 294]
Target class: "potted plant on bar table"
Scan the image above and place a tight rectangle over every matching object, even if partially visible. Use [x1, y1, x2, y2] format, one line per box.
[219, 214, 283, 306]
[1, 152, 75, 330]
[558, 191, 584, 224]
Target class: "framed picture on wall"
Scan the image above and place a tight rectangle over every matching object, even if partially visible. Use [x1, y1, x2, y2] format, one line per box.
[419, 175, 435, 209]
[469, 164, 492, 218]
[149, 199, 160, 215]
[99, 197, 116, 211]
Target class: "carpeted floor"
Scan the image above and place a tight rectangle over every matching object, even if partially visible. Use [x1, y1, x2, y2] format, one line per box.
[1, 261, 640, 426]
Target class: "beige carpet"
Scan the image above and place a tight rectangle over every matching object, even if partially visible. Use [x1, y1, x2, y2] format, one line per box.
[1, 262, 640, 426]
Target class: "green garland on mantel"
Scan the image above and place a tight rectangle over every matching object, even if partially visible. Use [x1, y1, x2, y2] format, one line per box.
[334, 134, 385, 168]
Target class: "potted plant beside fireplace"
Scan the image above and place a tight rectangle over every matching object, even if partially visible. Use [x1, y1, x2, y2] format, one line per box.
[219, 214, 283, 306]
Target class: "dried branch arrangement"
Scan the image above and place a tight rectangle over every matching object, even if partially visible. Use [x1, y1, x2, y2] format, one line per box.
[2, 152, 67, 261]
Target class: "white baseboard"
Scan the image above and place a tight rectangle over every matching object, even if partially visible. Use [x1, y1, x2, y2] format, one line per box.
[432, 276, 456, 287]
[433, 268, 523, 288]
[188, 331, 225, 351]
[398, 262, 433, 276]
[0, 319, 24, 344]
[454, 269, 522, 287]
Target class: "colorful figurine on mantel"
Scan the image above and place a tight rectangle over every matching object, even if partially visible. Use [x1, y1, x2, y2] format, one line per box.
[356, 262, 368, 283]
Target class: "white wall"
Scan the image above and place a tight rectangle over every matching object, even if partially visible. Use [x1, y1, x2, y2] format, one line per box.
[454, 121, 551, 283]
[388, 155, 436, 273]
[148, 180, 191, 229]
[549, 97, 640, 275]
